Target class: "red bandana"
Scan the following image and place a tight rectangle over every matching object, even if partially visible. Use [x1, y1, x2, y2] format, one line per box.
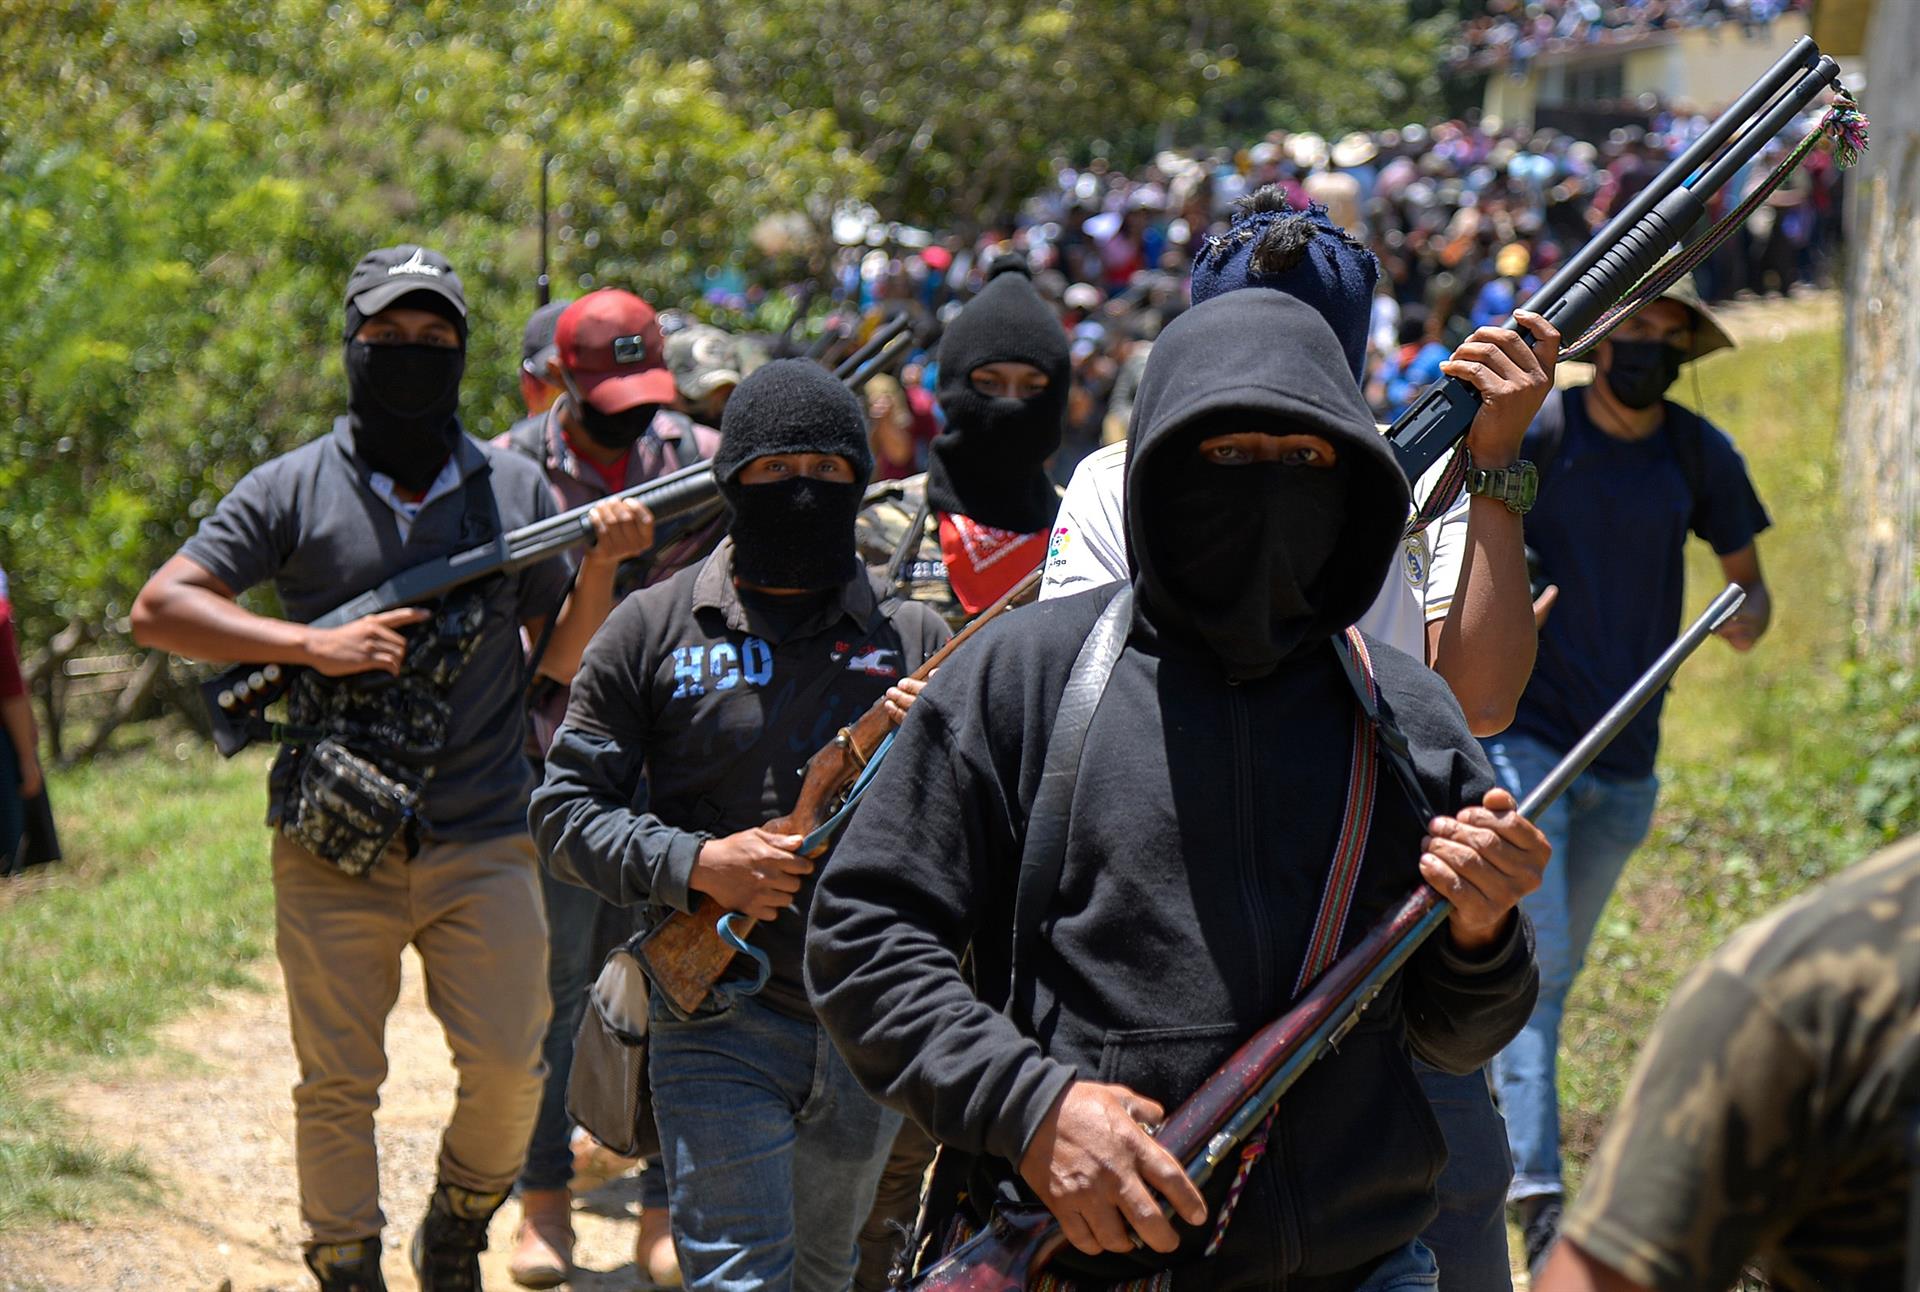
[937, 512, 1047, 614]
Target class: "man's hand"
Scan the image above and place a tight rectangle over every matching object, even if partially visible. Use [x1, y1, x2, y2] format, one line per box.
[1442, 310, 1561, 468]
[579, 497, 655, 571]
[301, 606, 430, 677]
[1018, 1081, 1209, 1258]
[1533, 584, 1559, 629]
[882, 675, 927, 723]
[1421, 786, 1551, 952]
[689, 827, 812, 920]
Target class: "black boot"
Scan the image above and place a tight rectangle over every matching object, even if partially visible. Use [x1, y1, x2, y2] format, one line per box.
[305, 1237, 386, 1292]
[411, 1181, 507, 1292]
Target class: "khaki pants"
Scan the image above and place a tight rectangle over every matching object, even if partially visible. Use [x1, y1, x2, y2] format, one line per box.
[273, 830, 551, 1244]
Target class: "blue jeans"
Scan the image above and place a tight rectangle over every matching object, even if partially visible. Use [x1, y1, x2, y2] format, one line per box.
[650, 997, 902, 1292]
[518, 859, 605, 1193]
[1415, 1064, 1512, 1291]
[518, 860, 671, 1208]
[1480, 733, 1658, 1202]
[1358, 1239, 1440, 1291]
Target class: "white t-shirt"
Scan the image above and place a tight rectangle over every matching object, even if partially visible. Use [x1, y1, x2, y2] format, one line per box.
[1039, 440, 1469, 660]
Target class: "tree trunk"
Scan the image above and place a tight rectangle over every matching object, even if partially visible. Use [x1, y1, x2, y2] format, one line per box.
[1843, 0, 1920, 654]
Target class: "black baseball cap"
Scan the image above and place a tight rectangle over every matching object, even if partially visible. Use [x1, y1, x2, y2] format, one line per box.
[342, 245, 467, 339]
[521, 298, 572, 373]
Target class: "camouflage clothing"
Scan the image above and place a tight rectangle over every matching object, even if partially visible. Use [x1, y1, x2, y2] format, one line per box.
[856, 475, 963, 631]
[1564, 836, 1920, 1292]
[855, 474, 1059, 634]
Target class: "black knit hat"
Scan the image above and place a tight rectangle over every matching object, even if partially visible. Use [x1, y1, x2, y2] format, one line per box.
[713, 358, 874, 488]
[935, 260, 1071, 393]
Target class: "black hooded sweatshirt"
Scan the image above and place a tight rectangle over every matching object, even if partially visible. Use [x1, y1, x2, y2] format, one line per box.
[806, 290, 1538, 1287]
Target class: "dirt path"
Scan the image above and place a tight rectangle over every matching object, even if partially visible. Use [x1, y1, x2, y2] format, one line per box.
[0, 951, 655, 1292]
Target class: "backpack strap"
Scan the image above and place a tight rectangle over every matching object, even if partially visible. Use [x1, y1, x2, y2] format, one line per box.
[1007, 587, 1132, 1029]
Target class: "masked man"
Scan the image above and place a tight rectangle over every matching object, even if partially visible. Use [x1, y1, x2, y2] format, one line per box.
[808, 289, 1549, 1291]
[1483, 277, 1773, 1275]
[530, 359, 951, 1291]
[131, 245, 651, 1292]
[1040, 188, 1553, 1290]
[858, 259, 1070, 630]
[848, 256, 1073, 1290]
[497, 289, 722, 1288]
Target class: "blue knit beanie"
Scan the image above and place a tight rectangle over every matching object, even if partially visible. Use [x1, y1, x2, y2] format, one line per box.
[1190, 187, 1379, 381]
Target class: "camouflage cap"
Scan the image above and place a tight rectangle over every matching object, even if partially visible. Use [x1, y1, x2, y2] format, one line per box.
[666, 324, 745, 401]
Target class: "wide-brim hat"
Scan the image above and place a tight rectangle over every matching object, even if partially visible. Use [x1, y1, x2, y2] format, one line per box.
[1332, 132, 1378, 168]
[1658, 275, 1736, 362]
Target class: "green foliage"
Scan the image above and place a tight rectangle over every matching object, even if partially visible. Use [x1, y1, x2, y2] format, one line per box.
[1555, 313, 1890, 1183]
[0, 742, 271, 1228]
[0, 0, 1437, 656]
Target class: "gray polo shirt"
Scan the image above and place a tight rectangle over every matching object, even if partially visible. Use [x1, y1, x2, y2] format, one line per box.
[180, 418, 572, 841]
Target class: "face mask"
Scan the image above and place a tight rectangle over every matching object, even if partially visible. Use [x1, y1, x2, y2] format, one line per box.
[925, 379, 1067, 533]
[1140, 446, 1350, 680]
[724, 477, 862, 591]
[1604, 339, 1687, 411]
[576, 399, 661, 452]
[344, 341, 464, 491]
[936, 382, 1065, 468]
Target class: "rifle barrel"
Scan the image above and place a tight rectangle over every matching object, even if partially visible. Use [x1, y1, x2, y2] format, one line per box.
[846, 331, 914, 392]
[1520, 35, 1818, 328]
[832, 313, 911, 382]
[1167, 585, 1747, 1188]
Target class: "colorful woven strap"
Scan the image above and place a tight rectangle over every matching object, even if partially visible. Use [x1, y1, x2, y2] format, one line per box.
[1293, 628, 1382, 997]
[1203, 1106, 1278, 1258]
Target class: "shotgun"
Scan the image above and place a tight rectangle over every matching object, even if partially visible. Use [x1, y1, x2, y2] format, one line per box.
[200, 459, 726, 756]
[908, 585, 1747, 1289]
[1387, 36, 1847, 485]
[637, 565, 1045, 1017]
[197, 321, 916, 757]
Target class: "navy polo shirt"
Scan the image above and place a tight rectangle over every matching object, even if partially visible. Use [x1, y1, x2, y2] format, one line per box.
[1510, 387, 1771, 779]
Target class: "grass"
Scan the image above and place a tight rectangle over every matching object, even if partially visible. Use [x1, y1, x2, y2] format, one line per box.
[1555, 316, 1880, 1181]
[0, 735, 272, 1229]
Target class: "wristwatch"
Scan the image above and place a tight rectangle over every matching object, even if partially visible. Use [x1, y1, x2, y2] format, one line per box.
[1464, 459, 1538, 515]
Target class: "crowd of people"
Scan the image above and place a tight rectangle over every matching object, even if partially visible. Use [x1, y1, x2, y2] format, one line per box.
[1446, 0, 1811, 73]
[794, 87, 1845, 494]
[57, 27, 1903, 1292]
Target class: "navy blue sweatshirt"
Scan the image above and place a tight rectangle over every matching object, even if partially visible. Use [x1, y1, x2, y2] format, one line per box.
[805, 289, 1538, 1284]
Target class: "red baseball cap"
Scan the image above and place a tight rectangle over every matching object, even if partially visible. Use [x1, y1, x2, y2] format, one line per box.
[554, 289, 679, 413]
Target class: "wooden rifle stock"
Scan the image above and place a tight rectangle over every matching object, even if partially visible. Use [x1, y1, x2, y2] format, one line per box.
[638, 567, 1046, 1017]
[909, 585, 1747, 1290]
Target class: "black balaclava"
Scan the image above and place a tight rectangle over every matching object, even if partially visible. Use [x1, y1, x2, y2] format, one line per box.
[927, 260, 1072, 533]
[344, 290, 466, 492]
[1603, 338, 1687, 411]
[714, 359, 874, 591]
[1125, 290, 1409, 682]
[1144, 421, 1354, 677]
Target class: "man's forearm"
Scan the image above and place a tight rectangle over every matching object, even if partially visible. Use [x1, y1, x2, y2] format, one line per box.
[1431, 498, 1536, 735]
[131, 575, 312, 667]
[533, 559, 618, 684]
